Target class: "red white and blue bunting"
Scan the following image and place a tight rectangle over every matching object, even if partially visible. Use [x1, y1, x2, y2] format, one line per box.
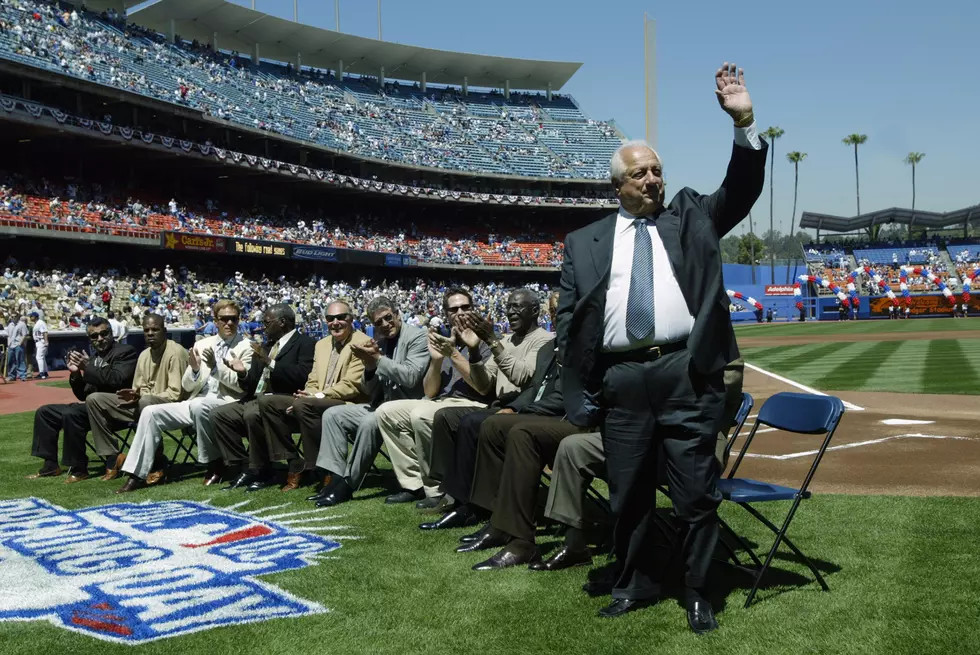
[727, 289, 763, 311]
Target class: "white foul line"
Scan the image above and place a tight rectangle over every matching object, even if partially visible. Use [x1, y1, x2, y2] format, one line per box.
[744, 362, 865, 411]
[735, 433, 977, 461]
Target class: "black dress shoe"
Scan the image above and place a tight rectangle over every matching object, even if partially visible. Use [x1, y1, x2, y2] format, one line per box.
[528, 546, 592, 571]
[459, 523, 490, 544]
[687, 600, 718, 635]
[385, 489, 425, 504]
[456, 529, 510, 553]
[314, 480, 353, 508]
[307, 475, 341, 501]
[582, 579, 614, 597]
[222, 472, 256, 491]
[245, 478, 276, 493]
[473, 542, 541, 570]
[420, 507, 480, 531]
[598, 598, 657, 618]
[415, 494, 445, 510]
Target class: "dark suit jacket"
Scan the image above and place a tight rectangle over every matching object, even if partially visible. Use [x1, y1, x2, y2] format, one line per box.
[557, 140, 767, 427]
[505, 341, 563, 417]
[69, 343, 139, 401]
[242, 331, 316, 400]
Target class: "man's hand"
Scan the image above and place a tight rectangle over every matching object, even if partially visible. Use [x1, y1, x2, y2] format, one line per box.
[458, 312, 495, 344]
[428, 330, 451, 361]
[351, 341, 382, 369]
[201, 347, 216, 370]
[67, 351, 81, 373]
[714, 62, 753, 125]
[225, 356, 246, 375]
[250, 341, 270, 366]
[117, 388, 140, 403]
[496, 408, 515, 415]
[451, 316, 482, 350]
[189, 347, 201, 373]
[75, 351, 90, 372]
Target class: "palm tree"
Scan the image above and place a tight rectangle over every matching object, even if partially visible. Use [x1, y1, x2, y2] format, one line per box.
[786, 151, 807, 235]
[904, 152, 925, 238]
[762, 126, 784, 283]
[842, 134, 868, 216]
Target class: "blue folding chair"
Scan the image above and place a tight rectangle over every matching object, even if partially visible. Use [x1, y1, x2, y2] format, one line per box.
[719, 391, 845, 608]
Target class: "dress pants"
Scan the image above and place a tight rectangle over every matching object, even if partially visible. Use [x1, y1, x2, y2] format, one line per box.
[86, 393, 168, 459]
[35, 345, 48, 375]
[543, 431, 612, 530]
[212, 399, 267, 471]
[375, 397, 487, 497]
[601, 349, 725, 601]
[430, 407, 497, 502]
[260, 394, 346, 470]
[470, 416, 580, 542]
[31, 403, 90, 469]
[122, 395, 230, 480]
[316, 403, 383, 489]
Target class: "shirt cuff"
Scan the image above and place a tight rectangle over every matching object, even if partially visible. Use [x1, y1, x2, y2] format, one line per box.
[734, 121, 762, 150]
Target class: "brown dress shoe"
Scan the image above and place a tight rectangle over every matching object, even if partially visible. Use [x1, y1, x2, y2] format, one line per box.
[65, 473, 90, 484]
[101, 453, 127, 481]
[202, 461, 224, 486]
[116, 477, 146, 494]
[281, 472, 302, 492]
[146, 470, 166, 486]
[26, 467, 62, 480]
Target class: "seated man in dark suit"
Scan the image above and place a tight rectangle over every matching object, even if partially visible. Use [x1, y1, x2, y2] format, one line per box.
[212, 303, 315, 492]
[28, 317, 138, 482]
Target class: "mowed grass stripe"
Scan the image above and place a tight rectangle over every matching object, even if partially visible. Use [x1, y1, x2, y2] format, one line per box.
[733, 317, 979, 337]
[811, 341, 905, 391]
[920, 340, 980, 394]
[739, 342, 846, 374]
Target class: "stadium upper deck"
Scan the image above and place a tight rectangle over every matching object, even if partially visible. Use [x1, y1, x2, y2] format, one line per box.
[0, 0, 624, 181]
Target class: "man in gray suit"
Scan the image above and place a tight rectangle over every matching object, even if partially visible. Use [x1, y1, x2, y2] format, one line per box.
[308, 296, 430, 507]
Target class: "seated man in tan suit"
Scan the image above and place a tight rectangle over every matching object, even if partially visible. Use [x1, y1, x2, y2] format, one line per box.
[86, 313, 187, 481]
[254, 301, 370, 491]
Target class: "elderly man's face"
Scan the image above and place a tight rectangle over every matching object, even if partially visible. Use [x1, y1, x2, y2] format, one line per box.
[615, 146, 664, 217]
[324, 302, 353, 342]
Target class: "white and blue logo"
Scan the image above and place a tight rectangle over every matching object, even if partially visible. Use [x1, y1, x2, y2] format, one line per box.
[0, 498, 346, 644]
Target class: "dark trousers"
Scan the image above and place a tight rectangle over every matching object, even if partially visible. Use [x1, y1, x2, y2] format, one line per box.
[211, 399, 267, 471]
[260, 394, 345, 470]
[430, 407, 497, 502]
[32, 403, 91, 469]
[470, 415, 580, 542]
[601, 349, 725, 601]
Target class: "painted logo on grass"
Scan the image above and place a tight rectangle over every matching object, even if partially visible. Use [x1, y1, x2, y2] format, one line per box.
[0, 498, 347, 644]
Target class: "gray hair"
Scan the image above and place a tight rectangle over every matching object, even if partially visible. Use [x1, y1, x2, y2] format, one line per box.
[609, 140, 661, 184]
[366, 295, 398, 317]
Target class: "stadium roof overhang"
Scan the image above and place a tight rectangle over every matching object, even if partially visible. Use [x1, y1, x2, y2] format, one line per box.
[800, 205, 980, 232]
[115, 0, 580, 91]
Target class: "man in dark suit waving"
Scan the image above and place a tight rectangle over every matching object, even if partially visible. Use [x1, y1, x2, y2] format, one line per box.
[557, 63, 767, 632]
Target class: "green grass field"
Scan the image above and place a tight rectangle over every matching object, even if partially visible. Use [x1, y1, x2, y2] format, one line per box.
[738, 319, 980, 394]
[36, 379, 71, 389]
[1, 411, 978, 654]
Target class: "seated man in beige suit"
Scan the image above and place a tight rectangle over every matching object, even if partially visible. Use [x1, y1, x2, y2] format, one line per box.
[86, 313, 187, 481]
[254, 301, 370, 491]
[116, 300, 253, 492]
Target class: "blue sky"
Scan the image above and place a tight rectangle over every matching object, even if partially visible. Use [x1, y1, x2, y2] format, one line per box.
[222, 0, 978, 234]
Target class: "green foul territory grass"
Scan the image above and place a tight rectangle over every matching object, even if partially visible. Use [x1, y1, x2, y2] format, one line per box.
[36, 379, 72, 388]
[734, 317, 980, 336]
[742, 339, 980, 395]
[1, 411, 979, 654]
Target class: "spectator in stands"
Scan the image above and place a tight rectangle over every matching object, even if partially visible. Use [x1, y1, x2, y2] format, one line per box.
[85, 313, 188, 481]
[309, 296, 429, 508]
[116, 300, 253, 492]
[28, 317, 138, 481]
[211, 304, 316, 492]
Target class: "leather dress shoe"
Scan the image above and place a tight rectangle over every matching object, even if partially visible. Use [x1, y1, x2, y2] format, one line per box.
[687, 600, 718, 635]
[415, 494, 445, 510]
[222, 472, 257, 491]
[385, 489, 425, 504]
[582, 579, 614, 597]
[64, 473, 90, 484]
[246, 478, 276, 492]
[115, 477, 146, 494]
[472, 543, 540, 571]
[456, 530, 510, 553]
[528, 546, 592, 571]
[315, 480, 353, 508]
[101, 453, 127, 482]
[280, 472, 303, 492]
[145, 469, 166, 486]
[598, 598, 657, 618]
[420, 508, 480, 531]
[202, 462, 224, 486]
[307, 476, 340, 501]
[459, 523, 490, 544]
[26, 466, 62, 479]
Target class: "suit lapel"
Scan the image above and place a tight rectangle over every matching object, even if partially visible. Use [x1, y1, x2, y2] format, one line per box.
[275, 333, 295, 361]
[590, 214, 617, 278]
[655, 212, 685, 280]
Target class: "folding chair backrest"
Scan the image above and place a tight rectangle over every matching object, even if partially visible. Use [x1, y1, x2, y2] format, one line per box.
[728, 392, 845, 494]
[723, 392, 755, 465]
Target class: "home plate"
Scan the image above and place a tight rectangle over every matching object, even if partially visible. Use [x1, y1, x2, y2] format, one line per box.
[880, 418, 935, 426]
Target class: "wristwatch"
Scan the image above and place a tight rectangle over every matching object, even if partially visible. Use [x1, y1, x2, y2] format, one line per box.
[314, 392, 325, 399]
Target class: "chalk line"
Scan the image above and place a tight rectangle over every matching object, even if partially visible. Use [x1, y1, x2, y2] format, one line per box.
[744, 362, 865, 411]
[734, 433, 977, 461]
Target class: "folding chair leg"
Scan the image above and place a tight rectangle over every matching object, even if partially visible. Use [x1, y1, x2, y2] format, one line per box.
[719, 516, 764, 569]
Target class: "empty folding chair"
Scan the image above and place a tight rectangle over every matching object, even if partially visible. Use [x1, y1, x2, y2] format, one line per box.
[719, 391, 845, 608]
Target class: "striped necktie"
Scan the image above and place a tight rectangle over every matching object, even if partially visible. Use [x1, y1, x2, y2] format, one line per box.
[255, 341, 280, 395]
[625, 218, 655, 340]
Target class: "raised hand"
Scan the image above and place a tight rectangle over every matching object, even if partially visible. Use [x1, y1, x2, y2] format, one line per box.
[67, 351, 81, 373]
[451, 316, 482, 349]
[250, 341, 270, 365]
[189, 347, 201, 372]
[428, 330, 450, 360]
[714, 62, 753, 123]
[224, 356, 246, 375]
[459, 312, 495, 343]
[201, 347, 217, 370]
[76, 351, 90, 372]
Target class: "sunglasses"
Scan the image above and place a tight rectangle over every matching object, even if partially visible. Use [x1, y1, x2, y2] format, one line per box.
[325, 313, 351, 322]
[89, 329, 112, 341]
[447, 304, 472, 314]
[216, 314, 240, 323]
[372, 313, 396, 325]
[505, 303, 534, 312]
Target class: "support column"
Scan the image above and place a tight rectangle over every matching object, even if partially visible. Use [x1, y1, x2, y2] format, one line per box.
[337, 59, 344, 81]
[211, 32, 218, 52]
[252, 43, 260, 66]
[296, 52, 302, 72]
[546, 82, 552, 101]
[504, 79, 510, 99]
[380, 66, 385, 87]
[420, 72, 426, 92]
[168, 18, 176, 44]
[462, 76, 468, 96]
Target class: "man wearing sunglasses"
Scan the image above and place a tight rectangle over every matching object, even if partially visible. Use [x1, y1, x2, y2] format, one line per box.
[308, 295, 429, 508]
[28, 317, 138, 481]
[212, 303, 316, 493]
[117, 300, 253, 492]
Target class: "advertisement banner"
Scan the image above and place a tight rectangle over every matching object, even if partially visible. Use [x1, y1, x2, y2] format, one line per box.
[384, 254, 404, 267]
[764, 285, 797, 296]
[230, 238, 290, 258]
[161, 232, 227, 254]
[292, 245, 339, 262]
[868, 295, 979, 316]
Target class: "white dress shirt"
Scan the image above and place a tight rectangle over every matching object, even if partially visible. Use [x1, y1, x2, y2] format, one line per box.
[602, 123, 763, 352]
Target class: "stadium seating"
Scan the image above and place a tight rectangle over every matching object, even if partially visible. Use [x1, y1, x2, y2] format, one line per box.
[0, 1, 622, 180]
